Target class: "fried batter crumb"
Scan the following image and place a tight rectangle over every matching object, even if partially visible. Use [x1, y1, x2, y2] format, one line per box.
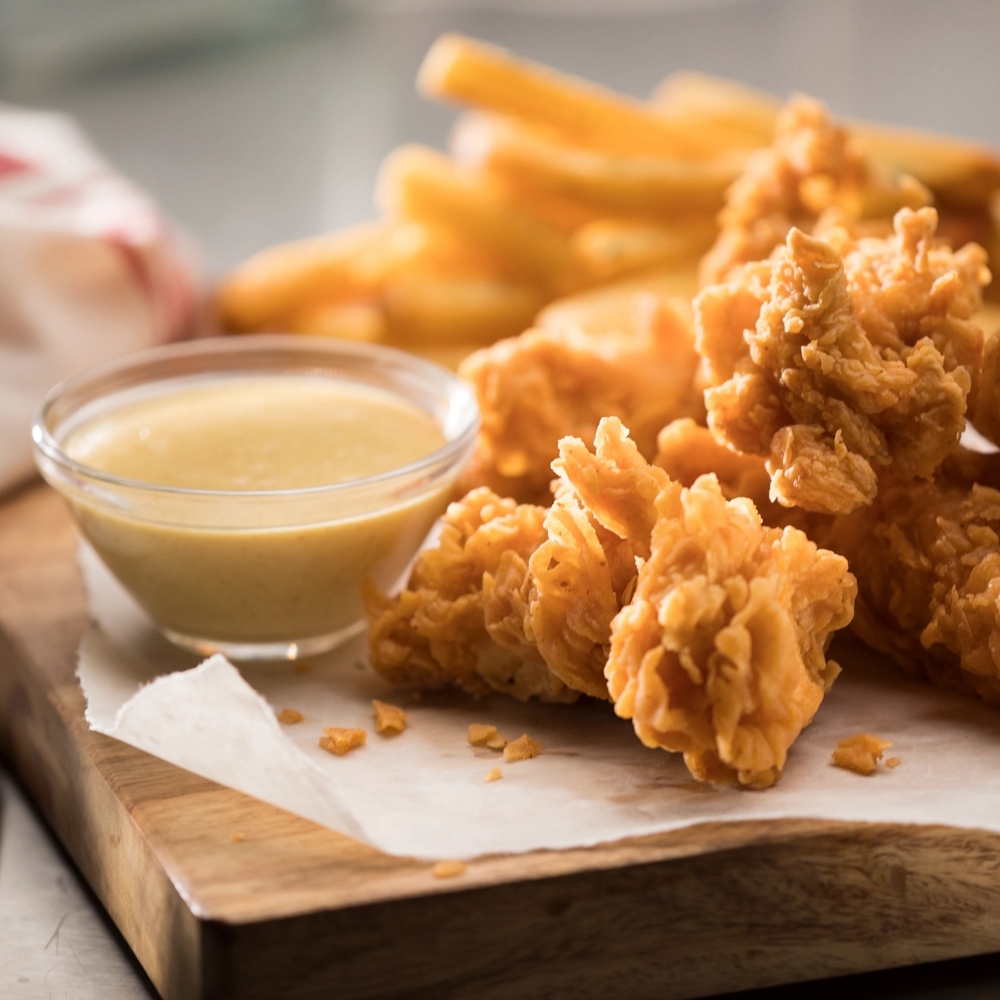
[319, 727, 367, 756]
[485, 767, 503, 782]
[886, 756, 902, 769]
[432, 860, 467, 879]
[372, 699, 407, 735]
[486, 732, 508, 750]
[503, 734, 543, 762]
[277, 708, 304, 724]
[230, 832, 245, 843]
[831, 733, 893, 775]
[468, 723, 497, 746]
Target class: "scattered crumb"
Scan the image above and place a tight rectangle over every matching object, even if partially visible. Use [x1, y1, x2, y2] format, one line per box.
[277, 708, 304, 725]
[886, 756, 902, 769]
[372, 699, 407, 735]
[319, 727, 367, 756]
[468, 723, 498, 746]
[230, 832, 245, 843]
[432, 860, 467, 879]
[831, 733, 893, 775]
[503, 734, 543, 762]
[486, 732, 508, 750]
[293, 661, 312, 674]
[485, 767, 503, 783]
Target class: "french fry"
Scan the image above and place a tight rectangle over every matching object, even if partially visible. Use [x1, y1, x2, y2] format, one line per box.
[383, 272, 544, 345]
[418, 33, 725, 160]
[536, 267, 698, 337]
[216, 222, 425, 332]
[288, 301, 387, 342]
[651, 71, 779, 145]
[452, 113, 743, 216]
[653, 69, 1000, 210]
[376, 144, 570, 286]
[853, 122, 1000, 210]
[567, 217, 717, 285]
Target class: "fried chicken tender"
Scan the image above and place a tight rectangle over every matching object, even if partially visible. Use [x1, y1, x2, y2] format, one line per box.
[827, 457, 1000, 706]
[605, 474, 856, 788]
[972, 332, 1000, 447]
[696, 207, 989, 515]
[527, 417, 670, 698]
[366, 488, 579, 703]
[456, 294, 704, 504]
[700, 95, 929, 287]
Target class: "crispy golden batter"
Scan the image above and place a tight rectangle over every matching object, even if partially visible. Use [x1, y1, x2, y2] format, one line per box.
[700, 95, 929, 287]
[973, 332, 1000, 446]
[827, 458, 1000, 706]
[527, 417, 670, 698]
[696, 208, 988, 515]
[831, 733, 892, 775]
[366, 488, 579, 703]
[456, 295, 703, 504]
[605, 474, 856, 788]
[319, 727, 367, 756]
[372, 700, 408, 735]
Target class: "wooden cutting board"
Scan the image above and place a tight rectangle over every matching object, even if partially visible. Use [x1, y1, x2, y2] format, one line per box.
[3, 482, 1000, 1000]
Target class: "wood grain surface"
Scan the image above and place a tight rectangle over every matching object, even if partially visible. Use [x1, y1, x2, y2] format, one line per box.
[3, 483, 1000, 999]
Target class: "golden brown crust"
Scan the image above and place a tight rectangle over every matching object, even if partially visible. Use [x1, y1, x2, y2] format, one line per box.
[827, 459, 1000, 706]
[700, 95, 929, 288]
[456, 295, 703, 504]
[365, 488, 579, 703]
[605, 474, 856, 788]
[695, 208, 988, 515]
[527, 418, 670, 698]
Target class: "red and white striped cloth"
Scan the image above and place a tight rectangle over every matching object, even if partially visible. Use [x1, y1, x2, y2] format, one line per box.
[0, 103, 203, 494]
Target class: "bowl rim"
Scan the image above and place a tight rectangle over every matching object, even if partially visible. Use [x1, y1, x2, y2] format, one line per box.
[31, 334, 479, 500]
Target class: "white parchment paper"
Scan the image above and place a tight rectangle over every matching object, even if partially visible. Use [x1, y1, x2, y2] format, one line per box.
[76, 544, 1000, 860]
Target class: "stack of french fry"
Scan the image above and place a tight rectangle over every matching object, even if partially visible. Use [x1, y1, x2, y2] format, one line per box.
[216, 34, 1000, 366]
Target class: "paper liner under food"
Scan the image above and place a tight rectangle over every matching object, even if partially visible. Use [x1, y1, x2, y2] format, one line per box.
[76, 543, 1000, 861]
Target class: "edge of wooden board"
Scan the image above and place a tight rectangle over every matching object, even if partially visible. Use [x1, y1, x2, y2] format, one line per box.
[5, 483, 1000, 999]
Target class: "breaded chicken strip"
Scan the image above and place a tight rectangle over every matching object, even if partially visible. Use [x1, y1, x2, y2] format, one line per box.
[696, 208, 988, 515]
[366, 488, 579, 703]
[527, 417, 670, 698]
[827, 453, 1000, 706]
[700, 95, 929, 287]
[606, 474, 856, 789]
[369, 419, 666, 702]
[456, 294, 704, 504]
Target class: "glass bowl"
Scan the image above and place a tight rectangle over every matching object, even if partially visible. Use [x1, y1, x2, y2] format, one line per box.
[32, 335, 479, 661]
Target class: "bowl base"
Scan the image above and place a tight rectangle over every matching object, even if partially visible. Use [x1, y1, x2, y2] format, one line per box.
[160, 620, 367, 662]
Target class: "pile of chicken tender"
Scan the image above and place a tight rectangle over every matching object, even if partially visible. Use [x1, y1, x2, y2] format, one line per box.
[365, 96, 1000, 790]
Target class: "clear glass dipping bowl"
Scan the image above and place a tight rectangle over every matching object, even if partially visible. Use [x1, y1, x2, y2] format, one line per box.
[32, 335, 479, 661]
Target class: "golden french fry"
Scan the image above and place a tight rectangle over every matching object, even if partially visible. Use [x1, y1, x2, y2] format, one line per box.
[217, 222, 425, 332]
[452, 113, 744, 216]
[288, 301, 387, 342]
[651, 71, 779, 145]
[536, 267, 699, 337]
[376, 144, 570, 285]
[654, 70, 1000, 210]
[419, 33, 724, 159]
[566, 217, 717, 285]
[383, 272, 544, 345]
[853, 122, 1000, 210]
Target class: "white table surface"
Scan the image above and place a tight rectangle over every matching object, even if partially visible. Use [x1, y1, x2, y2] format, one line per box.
[3, 2, 1000, 996]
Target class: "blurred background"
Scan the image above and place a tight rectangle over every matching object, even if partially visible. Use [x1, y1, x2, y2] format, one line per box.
[2, 0, 1000, 276]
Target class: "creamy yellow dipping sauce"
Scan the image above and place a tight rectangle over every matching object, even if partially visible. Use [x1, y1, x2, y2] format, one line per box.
[67, 377, 445, 490]
[63, 376, 451, 652]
